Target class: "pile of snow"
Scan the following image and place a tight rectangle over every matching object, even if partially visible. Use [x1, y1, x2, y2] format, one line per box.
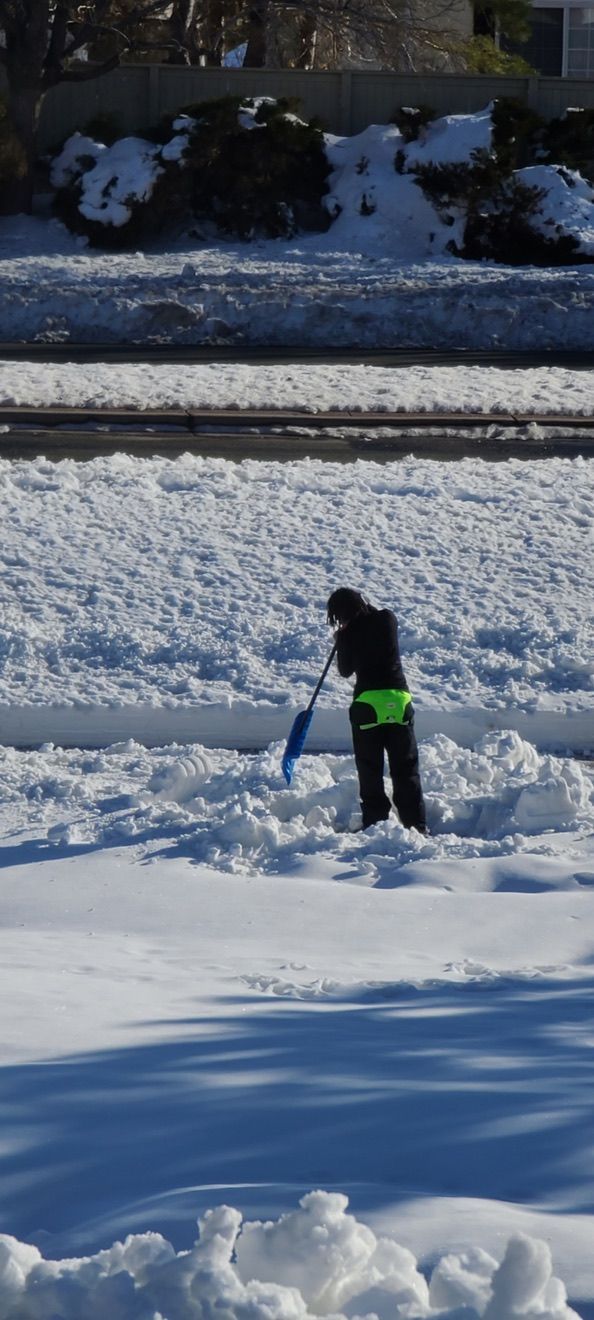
[128, 730, 594, 876]
[405, 107, 493, 168]
[324, 125, 463, 258]
[0, 1192, 580, 1319]
[1, 214, 593, 347]
[324, 108, 494, 257]
[3, 731, 591, 882]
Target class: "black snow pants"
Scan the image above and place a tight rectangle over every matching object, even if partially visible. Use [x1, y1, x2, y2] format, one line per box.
[349, 714, 426, 831]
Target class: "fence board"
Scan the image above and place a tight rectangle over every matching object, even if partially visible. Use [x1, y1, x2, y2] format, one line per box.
[20, 67, 594, 151]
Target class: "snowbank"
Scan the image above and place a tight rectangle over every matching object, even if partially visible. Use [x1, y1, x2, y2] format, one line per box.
[324, 125, 465, 258]
[2, 101, 589, 348]
[2, 731, 591, 882]
[0, 1192, 580, 1319]
[1, 214, 593, 347]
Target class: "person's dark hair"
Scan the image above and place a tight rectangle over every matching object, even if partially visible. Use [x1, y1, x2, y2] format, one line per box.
[327, 588, 372, 628]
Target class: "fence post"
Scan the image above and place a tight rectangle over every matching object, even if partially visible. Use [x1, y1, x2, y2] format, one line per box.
[526, 75, 540, 111]
[338, 70, 353, 135]
[148, 64, 161, 124]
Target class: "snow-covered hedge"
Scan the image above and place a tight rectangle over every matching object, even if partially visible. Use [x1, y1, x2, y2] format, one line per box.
[0, 1192, 582, 1319]
[51, 97, 330, 247]
[51, 97, 594, 264]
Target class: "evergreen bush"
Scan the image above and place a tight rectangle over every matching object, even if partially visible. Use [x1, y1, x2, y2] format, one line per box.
[412, 148, 506, 214]
[178, 97, 330, 239]
[542, 108, 594, 185]
[53, 96, 330, 246]
[462, 177, 584, 265]
[53, 135, 188, 248]
[82, 113, 123, 146]
[490, 97, 544, 170]
[413, 147, 586, 266]
[390, 105, 435, 143]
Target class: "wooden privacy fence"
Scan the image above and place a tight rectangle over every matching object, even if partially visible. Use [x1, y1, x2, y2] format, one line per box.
[33, 67, 594, 149]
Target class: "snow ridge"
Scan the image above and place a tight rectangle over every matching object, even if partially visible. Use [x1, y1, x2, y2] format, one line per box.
[0, 1192, 581, 1320]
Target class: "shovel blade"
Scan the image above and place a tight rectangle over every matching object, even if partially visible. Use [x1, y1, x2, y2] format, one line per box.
[281, 708, 314, 785]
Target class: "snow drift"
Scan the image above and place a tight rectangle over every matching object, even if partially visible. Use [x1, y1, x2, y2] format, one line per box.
[0, 1192, 581, 1320]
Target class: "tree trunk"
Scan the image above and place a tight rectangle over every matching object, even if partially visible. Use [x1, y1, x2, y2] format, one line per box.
[5, 81, 44, 215]
[168, 0, 200, 62]
[294, 13, 318, 68]
[243, 0, 269, 66]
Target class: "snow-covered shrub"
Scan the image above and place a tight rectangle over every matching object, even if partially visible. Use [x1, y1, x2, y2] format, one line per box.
[543, 107, 594, 185]
[391, 104, 435, 143]
[168, 95, 330, 239]
[412, 143, 587, 265]
[490, 96, 544, 170]
[51, 129, 190, 247]
[52, 96, 330, 247]
[462, 173, 584, 265]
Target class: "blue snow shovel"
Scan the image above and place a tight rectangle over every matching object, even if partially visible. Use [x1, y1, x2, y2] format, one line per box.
[282, 643, 338, 785]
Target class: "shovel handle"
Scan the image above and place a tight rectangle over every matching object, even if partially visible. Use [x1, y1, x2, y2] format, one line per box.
[305, 641, 338, 716]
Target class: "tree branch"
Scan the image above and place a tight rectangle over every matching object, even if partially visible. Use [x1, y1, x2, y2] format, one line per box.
[50, 52, 122, 82]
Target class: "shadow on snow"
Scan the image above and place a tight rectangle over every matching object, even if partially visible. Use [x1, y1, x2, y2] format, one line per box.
[1, 974, 594, 1262]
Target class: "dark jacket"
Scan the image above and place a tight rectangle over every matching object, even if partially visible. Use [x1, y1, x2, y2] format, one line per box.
[335, 607, 408, 698]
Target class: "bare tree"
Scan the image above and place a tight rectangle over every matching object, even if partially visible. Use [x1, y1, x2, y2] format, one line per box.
[0, 0, 533, 211]
[0, 0, 185, 211]
[242, 0, 532, 72]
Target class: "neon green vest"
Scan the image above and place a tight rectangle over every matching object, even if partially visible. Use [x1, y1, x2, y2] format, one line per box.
[351, 688, 412, 730]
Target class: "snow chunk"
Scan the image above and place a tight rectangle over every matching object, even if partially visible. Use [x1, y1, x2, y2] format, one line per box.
[484, 1233, 580, 1320]
[148, 750, 213, 803]
[0, 1197, 581, 1320]
[235, 1191, 429, 1316]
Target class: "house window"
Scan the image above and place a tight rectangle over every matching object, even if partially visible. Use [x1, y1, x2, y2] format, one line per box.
[502, 6, 564, 74]
[567, 6, 594, 76]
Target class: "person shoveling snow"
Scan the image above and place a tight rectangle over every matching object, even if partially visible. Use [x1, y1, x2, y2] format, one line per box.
[327, 588, 427, 834]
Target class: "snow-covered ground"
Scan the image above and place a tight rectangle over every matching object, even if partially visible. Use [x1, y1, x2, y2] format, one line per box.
[1, 360, 593, 415]
[1, 98, 594, 1304]
[20, 103, 593, 351]
[0, 443, 593, 1317]
[1, 454, 591, 712]
[1, 212, 593, 348]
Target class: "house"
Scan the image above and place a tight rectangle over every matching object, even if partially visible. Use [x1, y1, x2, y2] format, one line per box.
[484, 1, 594, 77]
